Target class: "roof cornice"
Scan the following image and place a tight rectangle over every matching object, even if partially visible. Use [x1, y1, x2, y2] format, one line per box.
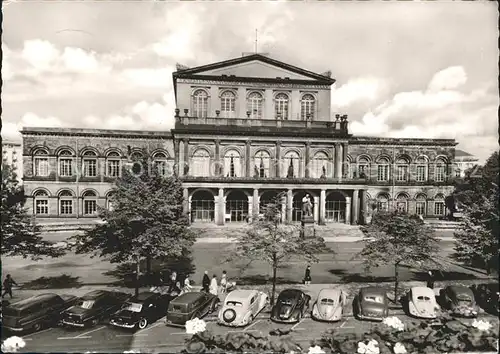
[21, 127, 172, 139]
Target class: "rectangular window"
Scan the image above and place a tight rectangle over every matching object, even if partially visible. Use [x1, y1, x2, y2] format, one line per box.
[35, 158, 49, 177]
[377, 201, 388, 211]
[221, 97, 235, 118]
[377, 165, 389, 181]
[59, 159, 73, 177]
[434, 201, 445, 215]
[84, 200, 97, 215]
[83, 159, 97, 177]
[396, 165, 408, 181]
[416, 202, 426, 215]
[107, 160, 121, 177]
[358, 165, 368, 178]
[35, 199, 49, 215]
[435, 165, 445, 182]
[60, 200, 73, 215]
[416, 165, 427, 182]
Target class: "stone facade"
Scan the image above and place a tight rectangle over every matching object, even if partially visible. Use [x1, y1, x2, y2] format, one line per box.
[21, 54, 458, 224]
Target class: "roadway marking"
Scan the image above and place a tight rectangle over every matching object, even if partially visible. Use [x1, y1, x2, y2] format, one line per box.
[228, 329, 258, 333]
[57, 336, 91, 340]
[244, 320, 261, 332]
[24, 328, 53, 338]
[116, 333, 149, 337]
[340, 320, 348, 328]
[137, 319, 166, 334]
[57, 326, 106, 340]
[291, 318, 305, 331]
[170, 332, 190, 335]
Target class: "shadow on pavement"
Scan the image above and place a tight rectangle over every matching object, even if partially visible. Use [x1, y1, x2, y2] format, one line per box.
[236, 275, 300, 285]
[327, 269, 394, 283]
[411, 270, 478, 281]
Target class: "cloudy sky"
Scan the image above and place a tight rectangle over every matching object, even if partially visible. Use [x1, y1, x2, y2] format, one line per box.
[2, 1, 498, 162]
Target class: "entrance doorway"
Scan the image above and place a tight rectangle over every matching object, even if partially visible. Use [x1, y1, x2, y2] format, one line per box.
[226, 190, 248, 222]
[325, 191, 346, 223]
[293, 191, 315, 222]
[191, 190, 215, 222]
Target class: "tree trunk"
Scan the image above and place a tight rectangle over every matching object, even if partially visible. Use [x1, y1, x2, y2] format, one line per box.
[146, 255, 152, 275]
[271, 259, 278, 307]
[394, 263, 399, 304]
[135, 258, 140, 298]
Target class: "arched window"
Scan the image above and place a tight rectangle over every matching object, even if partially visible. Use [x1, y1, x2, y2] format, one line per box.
[283, 151, 300, 178]
[220, 91, 236, 118]
[434, 193, 445, 216]
[376, 193, 389, 212]
[82, 151, 98, 177]
[311, 152, 329, 178]
[415, 194, 427, 216]
[415, 156, 428, 182]
[274, 93, 289, 120]
[396, 193, 409, 213]
[300, 94, 315, 120]
[355, 156, 370, 179]
[82, 190, 98, 216]
[153, 152, 171, 177]
[191, 149, 211, 177]
[396, 157, 410, 182]
[33, 149, 49, 177]
[224, 149, 241, 178]
[106, 151, 121, 178]
[192, 89, 208, 118]
[377, 157, 390, 182]
[58, 150, 74, 177]
[247, 92, 263, 119]
[106, 192, 115, 211]
[59, 190, 74, 215]
[253, 150, 270, 178]
[435, 158, 447, 182]
[33, 190, 49, 215]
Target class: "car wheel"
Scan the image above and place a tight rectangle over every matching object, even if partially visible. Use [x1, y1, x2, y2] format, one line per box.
[33, 322, 43, 332]
[90, 318, 99, 327]
[137, 318, 148, 330]
[223, 309, 237, 323]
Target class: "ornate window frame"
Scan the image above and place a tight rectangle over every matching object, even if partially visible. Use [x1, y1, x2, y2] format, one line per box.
[273, 92, 290, 120]
[300, 93, 316, 121]
[191, 88, 210, 118]
[58, 189, 74, 215]
[219, 89, 237, 118]
[33, 148, 50, 177]
[246, 91, 264, 119]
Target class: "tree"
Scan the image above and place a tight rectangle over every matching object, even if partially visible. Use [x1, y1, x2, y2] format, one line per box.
[70, 153, 196, 296]
[453, 151, 499, 273]
[1, 162, 65, 260]
[225, 193, 332, 305]
[354, 211, 441, 302]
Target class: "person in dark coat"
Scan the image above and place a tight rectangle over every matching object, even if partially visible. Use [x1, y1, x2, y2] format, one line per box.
[304, 266, 312, 285]
[2, 274, 18, 299]
[426, 270, 435, 289]
[202, 271, 210, 292]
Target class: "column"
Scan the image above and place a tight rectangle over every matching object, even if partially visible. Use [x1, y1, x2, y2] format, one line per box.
[252, 188, 259, 218]
[183, 188, 190, 221]
[183, 139, 190, 176]
[313, 196, 319, 223]
[215, 139, 221, 177]
[281, 194, 286, 223]
[320, 190, 326, 225]
[360, 189, 367, 224]
[174, 139, 180, 176]
[352, 189, 359, 225]
[216, 188, 225, 225]
[98, 157, 105, 182]
[276, 141, 281, 178]
[345, 196, 351, 224]
[305, 142, 311, 178]
[342, 143, 348, 178]
[246, 140, 252, 178]
[334, 143, 342, 179]
[247, 195, 253, 222]
[287, 189, 293, 222]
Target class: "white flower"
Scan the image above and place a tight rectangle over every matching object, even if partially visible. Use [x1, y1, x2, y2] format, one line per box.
[383, 316, 405, 331]
[357, 340, 380, 354]
[1, 336, 26, 353]
[472, 319, 492, 332]
[393, 342, 407, 354]
[185, 317, 207, 335]
[308, 345, 326, 354]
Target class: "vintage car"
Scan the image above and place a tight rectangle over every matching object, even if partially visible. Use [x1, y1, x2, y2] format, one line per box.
[405, 287, 440, 319]
[2, 293, 79, 333]
[218, 290, 268, 327]
[353, 287, 389, 321]
[311, 288, 346, 322]
[471, 282, 499, 315]
[270, 289, 311, 324]
[110, 292, 174, 330]
[440, 285, 478, 318]
[166, 292, 219, 327]
[61, 290, 132, 328]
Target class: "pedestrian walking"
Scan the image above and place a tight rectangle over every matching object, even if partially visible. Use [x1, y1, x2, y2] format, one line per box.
[209, 275, 218, 296]
[303, 265, 312, 285]
[220, 271, 228, 294]
[202, 271, 210, 293]
[426, 270, 435, 289]
[183, 274, 193, 292]
[170, 271, 177, 286]
[2, 275, 18, 299]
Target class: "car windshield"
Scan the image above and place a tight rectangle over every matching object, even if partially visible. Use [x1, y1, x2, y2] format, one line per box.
[320, 298, 335, 305]
[417, 296, 431, 301]
[364, 296, 383, 303]
[124, 302, 143, 313]
[78, 300, 95, 309]
[226, 301, 243, 307]
[279, 298, 293, 305]
[456, 294, 472, 302]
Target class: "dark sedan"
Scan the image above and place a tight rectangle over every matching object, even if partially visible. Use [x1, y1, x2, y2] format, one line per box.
[110, 292, 174, 330]
[61, 290, 132, 328]
[166, 292, 219, 327]
[271, 289, 310, 324]
[353, 287, 389, 321]
[440, 285, 478, 318]
[471, 282, 499, 316]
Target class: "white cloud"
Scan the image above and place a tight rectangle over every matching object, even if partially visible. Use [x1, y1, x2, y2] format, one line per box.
[331, 77, 386, 108]
[120, 68, 173, 88]
[22, 39, 59, 71]
[427, 66, 467, 92]
[1, 113, 64, 142]
[61, 47, 101, 73]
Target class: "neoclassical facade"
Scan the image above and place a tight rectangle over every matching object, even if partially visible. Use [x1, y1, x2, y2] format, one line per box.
[21, 54, 458, 225]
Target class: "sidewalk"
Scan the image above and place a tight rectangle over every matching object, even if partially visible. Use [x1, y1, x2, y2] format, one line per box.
[195, 235, 455, 243]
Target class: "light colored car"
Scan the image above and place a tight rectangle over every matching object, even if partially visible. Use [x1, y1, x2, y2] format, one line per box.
[406, 287, 440, 319]
[218, 290, 268, 327]
[311, 288, 346, 322]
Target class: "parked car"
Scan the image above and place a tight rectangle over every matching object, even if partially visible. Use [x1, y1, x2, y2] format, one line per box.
[353, 287, 389, 321]
[61, 290, 132, 328]
[405, 287, 440, 319]
[110, 292, 174, 330]
[166, 292, 219, 327]
[471, 282, 499, 315]
[271, 289, 310, 324]
[310, 288, 346, 322]
[218, 290, 268, 327]
[2, 293, 79, 333]
[440, 285, 478, 318]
